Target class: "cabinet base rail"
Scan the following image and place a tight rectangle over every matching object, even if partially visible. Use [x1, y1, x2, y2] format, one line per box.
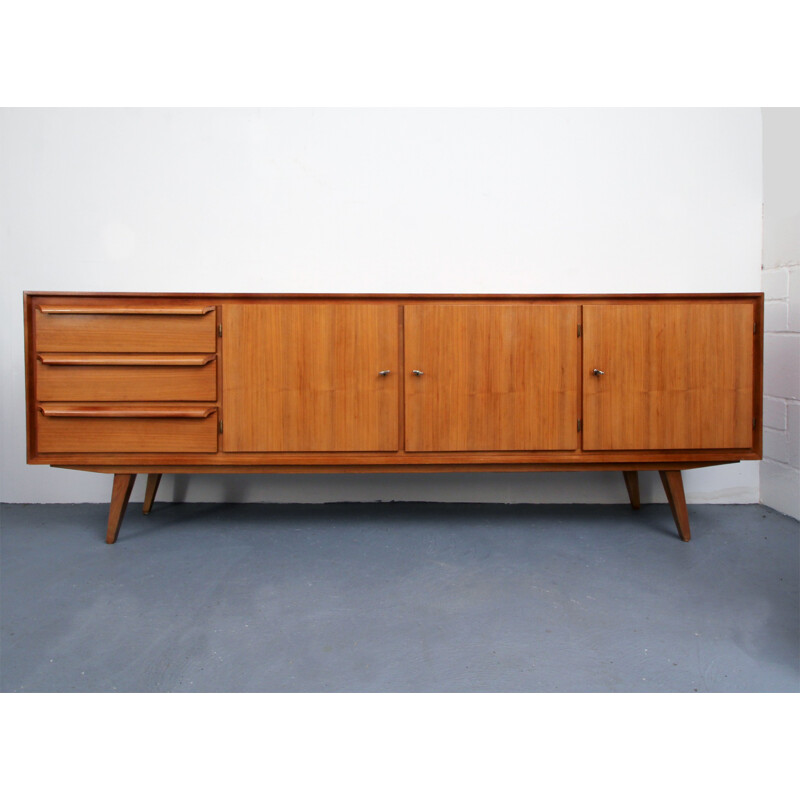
[101, 469, 692, 544]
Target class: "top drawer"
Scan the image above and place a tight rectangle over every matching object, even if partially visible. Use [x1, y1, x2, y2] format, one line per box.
[34, 303, 217, 352]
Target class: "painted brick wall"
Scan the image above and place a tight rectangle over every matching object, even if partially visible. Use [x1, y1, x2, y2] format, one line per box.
[760, 109, 800, 520]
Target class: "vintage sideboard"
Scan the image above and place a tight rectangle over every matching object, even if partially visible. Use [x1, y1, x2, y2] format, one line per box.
[24, 293, 764, 543]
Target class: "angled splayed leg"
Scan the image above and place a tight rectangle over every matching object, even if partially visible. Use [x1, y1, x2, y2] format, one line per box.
[143, 473, 162, 515]
[107, 473, 136, 544]
[622, 471, 641, 510]
[659, 470, 691, 542]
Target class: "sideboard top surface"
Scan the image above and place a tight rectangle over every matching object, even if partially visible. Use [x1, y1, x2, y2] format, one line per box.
[24, 292, 763, 301]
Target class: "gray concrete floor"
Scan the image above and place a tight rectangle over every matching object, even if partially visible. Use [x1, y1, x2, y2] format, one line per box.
[1, 502, 797, 692]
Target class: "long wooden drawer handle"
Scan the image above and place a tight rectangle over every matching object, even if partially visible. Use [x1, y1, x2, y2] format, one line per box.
[37, 354, 217, 367]
[37, 305, 215, 316]
[39, 405, 217, 419]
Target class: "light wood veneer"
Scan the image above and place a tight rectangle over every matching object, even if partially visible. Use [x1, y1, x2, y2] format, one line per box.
[583, 303, 755, 450]
[222, 303, 399, 452]
[36, 354, 217, 402]
[23, 292, 764, 543]
[404, 303, 579, 451]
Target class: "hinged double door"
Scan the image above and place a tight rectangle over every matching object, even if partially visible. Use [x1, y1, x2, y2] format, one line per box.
[222, 302, 580, 453]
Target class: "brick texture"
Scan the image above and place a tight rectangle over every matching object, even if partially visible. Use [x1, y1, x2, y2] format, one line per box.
[760, 109, 800, 520]
[760, 264, 800, 519]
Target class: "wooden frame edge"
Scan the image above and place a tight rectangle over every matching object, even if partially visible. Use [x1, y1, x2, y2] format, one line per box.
[58, 461, 734, 474]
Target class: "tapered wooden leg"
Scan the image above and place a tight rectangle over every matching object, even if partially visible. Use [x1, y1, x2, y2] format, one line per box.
[659, 470, 691, 542]
[622, 471, 641, 510]
[107, 473, 136, 544]
[143, 473, 162, 515]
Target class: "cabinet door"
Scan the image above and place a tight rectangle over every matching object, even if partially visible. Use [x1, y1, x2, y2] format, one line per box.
[222, 304, 399, 452]
[582, 303, 755, 451]
[404, 304, 579, 451]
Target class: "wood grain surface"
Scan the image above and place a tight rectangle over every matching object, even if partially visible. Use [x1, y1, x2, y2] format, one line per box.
[222, 303, 399, 452]
[24, 292, 762, 466]
[582, 303, 755, 450]
[38, 405, 217, 418]
[36, 359, 217, 401]
[622, 470, 641, 509]
[37, 410, 218, 453]
[35, 306, 216, 352]
[23, 292, 763, 543]
[38, 305, 215, 315]
[660, 470, 691, 541]
[404, 304, 579, 451]
[142, 473, 162, 514]
[36, 354, 216, 365]
[106, 474, 136, 544]
[62, 460, 730, 474]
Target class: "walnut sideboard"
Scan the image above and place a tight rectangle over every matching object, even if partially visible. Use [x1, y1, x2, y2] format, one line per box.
[24, 293, 764, 544]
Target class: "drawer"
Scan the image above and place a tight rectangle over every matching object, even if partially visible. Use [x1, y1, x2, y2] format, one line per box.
[36, 405, 218, 453]
[35, 304, 217, 352]
[36, 354, 217, 402]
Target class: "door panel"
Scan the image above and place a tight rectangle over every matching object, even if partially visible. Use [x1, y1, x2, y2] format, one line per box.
[404, 304, 579, 451]
[222, 304, 399, 452]
[582, 303, 754, 450]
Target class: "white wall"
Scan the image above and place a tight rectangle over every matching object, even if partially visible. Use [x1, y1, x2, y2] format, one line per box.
[760, 108, 800, 520]
[0, 108, 762, 504]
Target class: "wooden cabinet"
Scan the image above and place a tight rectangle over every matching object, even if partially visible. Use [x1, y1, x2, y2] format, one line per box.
[23, 293, 763, 544]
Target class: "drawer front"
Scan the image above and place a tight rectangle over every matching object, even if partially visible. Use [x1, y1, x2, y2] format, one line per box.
[35, 305, 217, 352]
[36, 355, 217, 401]
[36, 406, 218, 453]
